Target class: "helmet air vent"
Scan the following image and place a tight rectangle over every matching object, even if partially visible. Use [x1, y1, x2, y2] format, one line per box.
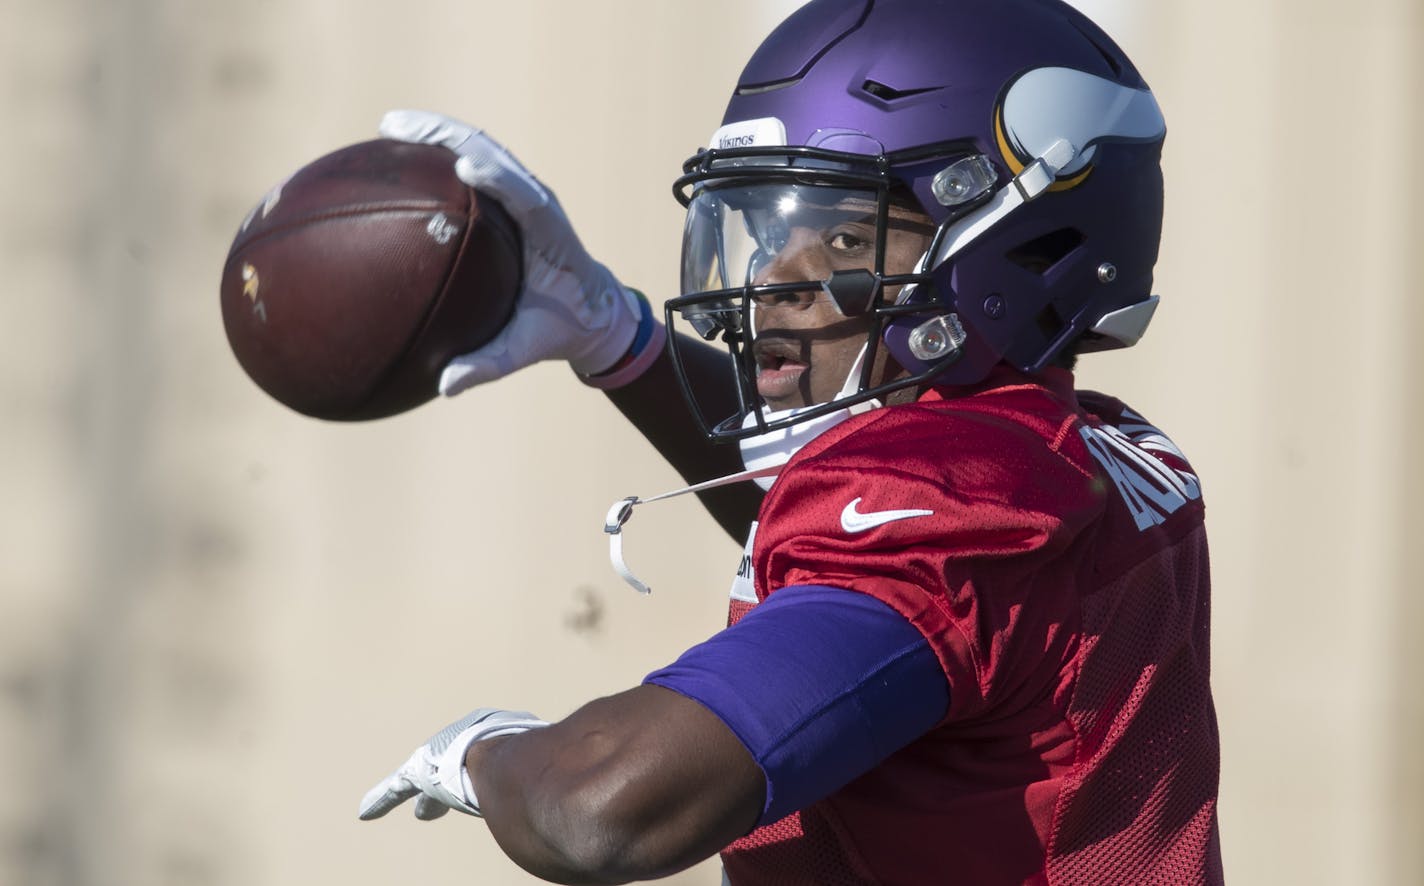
[736, 78, 801, 97]
[861, 80, 938, 102]
[1006, 228, 1085, 275]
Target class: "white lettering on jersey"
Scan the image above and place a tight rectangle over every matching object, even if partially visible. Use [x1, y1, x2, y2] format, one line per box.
[1079, 411, 1201, 532]
[729, 521, 759, 604]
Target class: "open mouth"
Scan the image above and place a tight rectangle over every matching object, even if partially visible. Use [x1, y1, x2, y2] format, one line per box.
[753, 339, 809, 403]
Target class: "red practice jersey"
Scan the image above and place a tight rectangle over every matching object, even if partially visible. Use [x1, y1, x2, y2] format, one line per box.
[720, 367, 1222, 886]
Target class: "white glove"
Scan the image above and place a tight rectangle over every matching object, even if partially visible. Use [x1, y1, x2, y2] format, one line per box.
[379, 109, 651, 393]
[358, 707, 548, 821]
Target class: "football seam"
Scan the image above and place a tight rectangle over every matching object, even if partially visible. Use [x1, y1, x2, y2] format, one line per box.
[225, 200, 462, 261]
[334, 187, 483, 419]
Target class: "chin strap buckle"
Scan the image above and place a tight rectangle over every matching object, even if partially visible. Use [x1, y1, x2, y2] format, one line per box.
[604, 497, 651, 596]
[603, 496, 639, 535]
[602, 464, 781, 596]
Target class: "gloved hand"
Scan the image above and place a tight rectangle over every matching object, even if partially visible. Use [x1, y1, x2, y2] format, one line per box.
[379, 109, 657, 394]
[358, 707, 548, 821]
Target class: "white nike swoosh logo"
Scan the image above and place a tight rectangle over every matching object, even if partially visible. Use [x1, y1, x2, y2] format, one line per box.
[840, 498, 935, 534]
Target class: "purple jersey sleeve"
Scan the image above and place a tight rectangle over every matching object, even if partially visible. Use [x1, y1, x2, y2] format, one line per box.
[644, 584, 949, 824]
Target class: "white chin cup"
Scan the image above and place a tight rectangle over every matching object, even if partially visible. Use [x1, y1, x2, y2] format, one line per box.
[737, 406, 855, 490]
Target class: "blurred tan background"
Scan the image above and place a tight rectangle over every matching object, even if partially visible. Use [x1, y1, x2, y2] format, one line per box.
[2, 0, 1421, 883]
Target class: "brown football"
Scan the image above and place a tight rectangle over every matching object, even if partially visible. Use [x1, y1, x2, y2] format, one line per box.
[220, 139, 522, 421]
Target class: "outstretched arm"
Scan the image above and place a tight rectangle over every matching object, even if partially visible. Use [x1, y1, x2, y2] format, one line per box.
[471, 685, 763, 884]
[360, 587, 949, 883]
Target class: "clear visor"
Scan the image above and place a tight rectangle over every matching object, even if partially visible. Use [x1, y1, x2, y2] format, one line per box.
[682, 181, 893, 291]
[679, 181, 934, 338]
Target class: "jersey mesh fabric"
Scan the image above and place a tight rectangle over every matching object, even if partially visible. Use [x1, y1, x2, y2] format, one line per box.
[1045, 530, 1221, 883]
[717, 367, 1221, 886]
[720, 602, 879, 886]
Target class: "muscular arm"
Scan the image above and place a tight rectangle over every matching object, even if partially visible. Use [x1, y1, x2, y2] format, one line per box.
[604, 331, 763, 542]
[468, 685, 763, 885]
[461, 587, 948, 884]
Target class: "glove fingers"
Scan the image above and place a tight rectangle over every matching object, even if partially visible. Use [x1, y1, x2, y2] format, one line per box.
[378, 111, 544, 215]
[454, 147, 553, 226]
[357, 775, 421, 821]
[413, 795, 453, 821]
[379, 112, 549, 229]
[378, 109, 477, 152]
[381, 111, 586, 279]
[378, 111, 547, 220]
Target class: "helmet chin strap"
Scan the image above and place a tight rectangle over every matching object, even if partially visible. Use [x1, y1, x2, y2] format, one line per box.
[604, 340, 882, 595]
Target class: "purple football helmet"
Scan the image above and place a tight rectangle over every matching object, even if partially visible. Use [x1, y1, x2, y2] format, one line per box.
[666, 0, 1167, 440]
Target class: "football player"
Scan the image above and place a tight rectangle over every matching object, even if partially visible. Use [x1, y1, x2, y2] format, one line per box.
[359, 1, 1223, 883]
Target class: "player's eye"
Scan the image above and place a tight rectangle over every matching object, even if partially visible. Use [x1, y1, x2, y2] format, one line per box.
[825, 226, 874, 257]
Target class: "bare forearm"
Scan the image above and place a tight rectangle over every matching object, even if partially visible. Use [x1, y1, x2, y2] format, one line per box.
[604, 334, 763, 542]
[468, 686, 762, 884]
